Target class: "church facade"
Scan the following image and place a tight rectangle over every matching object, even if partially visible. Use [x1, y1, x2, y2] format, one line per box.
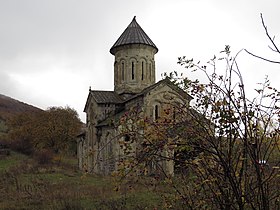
[78, 17, 192, 175]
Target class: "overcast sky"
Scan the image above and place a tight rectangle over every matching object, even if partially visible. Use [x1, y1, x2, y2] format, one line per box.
[0, 0, 279, 122]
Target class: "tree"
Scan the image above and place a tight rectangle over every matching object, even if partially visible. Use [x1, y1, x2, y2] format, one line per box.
[115, 46, 280, 209]
[8, 106, 82, 155]
[7, 111, 38, 155]
[176, 48, 279, 209]
[33, 106, 82, 154]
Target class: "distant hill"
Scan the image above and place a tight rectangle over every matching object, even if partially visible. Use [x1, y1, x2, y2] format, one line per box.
[0, 94, 42, 135]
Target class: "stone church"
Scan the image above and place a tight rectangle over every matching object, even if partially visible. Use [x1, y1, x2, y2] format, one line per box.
[77, 17, 192, 175]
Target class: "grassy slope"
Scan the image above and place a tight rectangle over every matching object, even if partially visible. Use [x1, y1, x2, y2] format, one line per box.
[0, 152, 163, 210]
[0, 94, 41, 117]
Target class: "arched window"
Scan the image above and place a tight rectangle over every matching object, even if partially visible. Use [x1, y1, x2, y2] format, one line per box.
[124, 134, 130, 142]
[173, 106, 176, 121]
[131, 61, 135, 80]
[121, 62, 125, 81]
[149, 63, 152, 81]
[155, 105, 159, 120]
[141, 61, 144, 80]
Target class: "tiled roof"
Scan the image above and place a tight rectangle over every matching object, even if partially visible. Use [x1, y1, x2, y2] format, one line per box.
[91, 91, 124, 104]
[94, 80, 193, 127]
[110, 16, 158, 55]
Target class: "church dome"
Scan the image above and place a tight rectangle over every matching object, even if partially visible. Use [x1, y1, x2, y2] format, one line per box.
[110, 16, 158, 55]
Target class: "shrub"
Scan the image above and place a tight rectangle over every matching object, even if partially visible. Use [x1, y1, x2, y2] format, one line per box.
[34, 149, 54, 165]
[9, 138, 33, 155]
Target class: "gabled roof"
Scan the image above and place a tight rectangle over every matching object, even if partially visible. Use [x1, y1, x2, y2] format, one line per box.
[91, 91, 124, 104]
[95, 79, 193, 127]
[110, 16, 158, 55]
[94, 79, 193, 127]
[125, 79, 193, 103]
[83, 90, 124, 112]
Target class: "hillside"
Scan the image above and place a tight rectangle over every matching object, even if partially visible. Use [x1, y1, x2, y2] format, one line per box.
[0, 94, 41, 135]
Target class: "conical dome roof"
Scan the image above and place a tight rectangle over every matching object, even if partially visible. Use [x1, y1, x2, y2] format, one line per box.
[110, 16, 158, 55]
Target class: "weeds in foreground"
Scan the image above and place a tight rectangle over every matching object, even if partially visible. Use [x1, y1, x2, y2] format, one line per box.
[0, 153, 163, 209]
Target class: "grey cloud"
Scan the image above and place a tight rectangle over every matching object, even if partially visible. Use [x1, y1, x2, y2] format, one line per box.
[0, 0, 279, 122]
[0, 71, 19, 97]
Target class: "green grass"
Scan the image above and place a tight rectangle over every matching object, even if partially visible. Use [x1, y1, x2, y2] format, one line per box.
[0, 151, 164, 210]
[0, 151, 28, 172]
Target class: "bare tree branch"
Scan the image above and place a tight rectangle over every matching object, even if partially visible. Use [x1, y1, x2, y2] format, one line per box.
[245, 13, 280, 64]
[244, 49, 280, 64]
[261, 13, 280, 53]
